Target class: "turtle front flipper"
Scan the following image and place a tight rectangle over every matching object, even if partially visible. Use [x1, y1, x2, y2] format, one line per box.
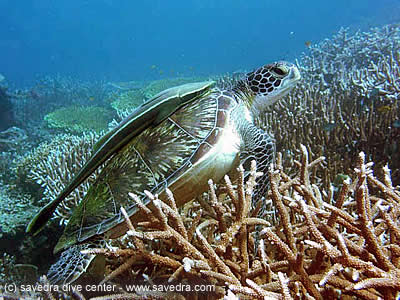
[47, 241, 106, 284]
[26, 81, 214, 235]
[238, 122, 276, 255]
[239, 122, 275, 214]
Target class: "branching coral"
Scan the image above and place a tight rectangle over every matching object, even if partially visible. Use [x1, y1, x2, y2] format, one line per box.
[34, 146, 400, 299]
[299, 25, 400, 84]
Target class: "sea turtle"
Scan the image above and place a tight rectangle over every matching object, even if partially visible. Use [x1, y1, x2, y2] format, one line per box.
[27, 61, 301, 284]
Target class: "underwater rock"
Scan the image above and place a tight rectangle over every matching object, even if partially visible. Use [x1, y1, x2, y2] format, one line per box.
[0, 182, 38, 237]
[0, 87, 15, 131]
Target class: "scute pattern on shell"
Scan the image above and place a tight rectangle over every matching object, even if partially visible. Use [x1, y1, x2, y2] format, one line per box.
[59, 91, 224, 247]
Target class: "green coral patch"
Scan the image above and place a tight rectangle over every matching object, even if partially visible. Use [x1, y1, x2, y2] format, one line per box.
[44, 106, 115, 133]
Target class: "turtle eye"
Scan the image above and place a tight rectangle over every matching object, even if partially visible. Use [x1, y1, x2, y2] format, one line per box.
[272, 66, 288, 76]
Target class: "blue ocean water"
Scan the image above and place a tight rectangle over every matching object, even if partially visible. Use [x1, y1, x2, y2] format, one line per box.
[0, 0, 398, 85]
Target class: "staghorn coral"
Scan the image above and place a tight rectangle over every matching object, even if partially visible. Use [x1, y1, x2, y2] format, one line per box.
[8, 25, 400, 299]
[15, 132, 102, 225]
[33, 146, 399, 299]
[262, 24, 400, 188]
[299, 25, 400, 85]
[44, 105, 115, 134]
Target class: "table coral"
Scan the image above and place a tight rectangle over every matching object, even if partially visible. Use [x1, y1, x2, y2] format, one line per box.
[44, 105, 115, 134]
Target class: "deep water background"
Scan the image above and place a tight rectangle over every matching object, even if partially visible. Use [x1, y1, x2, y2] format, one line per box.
[0, 0, 399, 86]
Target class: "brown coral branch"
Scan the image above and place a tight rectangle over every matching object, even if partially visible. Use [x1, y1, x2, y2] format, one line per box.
[195, 228, 240, 285]
[355, 152, 394, 272]
[270, 165, 296, 252]
[277, 272, 292, 300]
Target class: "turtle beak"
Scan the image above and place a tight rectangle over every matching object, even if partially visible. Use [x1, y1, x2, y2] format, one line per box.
[289, 66, 301, 82]
[279, 65, 301, 93]
[278, 65, 301, 93]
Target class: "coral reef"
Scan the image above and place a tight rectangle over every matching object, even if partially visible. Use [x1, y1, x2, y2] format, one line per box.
[15, 132, 101, 225]
[0, 252, 18, 286]
[10, 75, 112, 132]
[92, 149, 400, 299]
[0, 152, 15, 182]
[0, 253, 38, 287]
[0, 253, 42, 299]
[44, 106, 115, 134]
[3, 22, 400, 300]
[0, 180, 56, 283]
[263, 24, 400, 187]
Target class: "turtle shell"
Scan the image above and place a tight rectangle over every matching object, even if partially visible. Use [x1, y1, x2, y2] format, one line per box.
[54, 86, 242, 252]
[26, 81, 215, 235]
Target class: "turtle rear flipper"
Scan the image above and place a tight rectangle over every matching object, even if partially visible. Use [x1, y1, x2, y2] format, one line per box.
[47, 243, 104, 285]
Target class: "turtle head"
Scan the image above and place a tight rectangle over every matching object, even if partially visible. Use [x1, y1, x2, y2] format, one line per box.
[243, 61, 301, 113]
